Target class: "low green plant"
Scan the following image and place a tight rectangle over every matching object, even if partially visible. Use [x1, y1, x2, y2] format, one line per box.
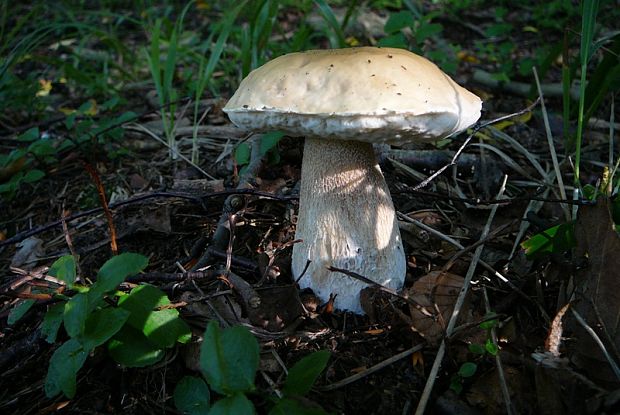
[174, 321, 330, 415]
[145, 8, 184, 160]
[190, 1, 247, 163]
[377, 9, 456, 74]
[449, 361, 477, 395]
[8, 253, 191, 399]
[0, 100, 136, 200]
[234, 131, 285, 174]
[450, 317, 499, 394]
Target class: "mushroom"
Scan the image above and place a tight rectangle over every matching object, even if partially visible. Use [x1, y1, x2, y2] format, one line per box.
[223, 47, 481, 313]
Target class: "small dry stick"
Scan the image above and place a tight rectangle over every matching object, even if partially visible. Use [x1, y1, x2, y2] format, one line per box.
[318, 344, 425, 391]
[483, 287, 514, 415]
[533, 66, 570, 221]
[328, 266, 434, 318]
[414, 98, 540, 191]
[571, 308, 620, 381]
[60, 205, 82, 282]
[82, 161, 118, 255]
[415, 175, 507, 415]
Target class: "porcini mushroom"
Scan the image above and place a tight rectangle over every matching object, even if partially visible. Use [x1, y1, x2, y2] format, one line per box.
[223, 47, 481, 313]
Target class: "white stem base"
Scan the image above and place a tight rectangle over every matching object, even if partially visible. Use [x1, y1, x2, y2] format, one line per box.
[292, 138, 406, 313]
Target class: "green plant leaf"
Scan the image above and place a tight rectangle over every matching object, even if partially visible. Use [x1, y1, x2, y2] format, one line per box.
[259, 131, 284, 156]
[174, 376, 211, 415]
[114, 111, 137, 125]
[210, 393, 255, 415]
[108, 325, 164, 367]
[458, 362, 477, 378]
[468, 343, 486, 355]
[22, 169, 45, 183]
[41, 302, 66, 343]
[48, 255, 76, 288]
[485, 22, 513, 37]
[45, 338, 88, 398]
[283, 350, 330, 397]
[80, 307, 130, 350]
[377, 32, 408, 48]
[63, 293, 89, 338]
[449, 375, 463, 395]
[485, 339, 499, 356]
[28, 139, 56, 157]
[269, 397, 326, 415]
[200, 322, 259, 395]
[16, 127, 39, 142]
[88, 253, 148, 307]
[235, 142, 251, 166]
[521, 223, 575, 258]
[415, 22, 443, 43]
[8, 299, 36, 325]
[479, 318, 499, 330]
[118, 284, 191, 348]
[384, 10, 414, 34]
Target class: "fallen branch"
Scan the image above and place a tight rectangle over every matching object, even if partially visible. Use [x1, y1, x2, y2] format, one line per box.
[473, 69, 580, 100]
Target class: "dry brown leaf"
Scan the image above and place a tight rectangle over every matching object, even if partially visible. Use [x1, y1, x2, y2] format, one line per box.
[572, 197, 620, 384]
[407, 270, 465, 344]
[545, 302, 571, 357]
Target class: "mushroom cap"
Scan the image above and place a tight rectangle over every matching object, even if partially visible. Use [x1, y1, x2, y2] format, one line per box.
[223, 47, 482, 144]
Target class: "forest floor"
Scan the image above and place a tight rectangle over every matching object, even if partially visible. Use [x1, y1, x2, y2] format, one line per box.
[1, 2, 620, 414]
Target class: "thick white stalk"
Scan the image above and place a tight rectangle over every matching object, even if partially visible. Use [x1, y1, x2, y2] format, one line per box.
[292, 138, 406, 313]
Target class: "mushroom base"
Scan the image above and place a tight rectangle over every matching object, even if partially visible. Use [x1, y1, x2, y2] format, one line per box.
[292, 138, 406, 313]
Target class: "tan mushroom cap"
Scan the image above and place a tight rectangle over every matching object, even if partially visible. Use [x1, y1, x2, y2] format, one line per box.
[223, 47, 482, 144]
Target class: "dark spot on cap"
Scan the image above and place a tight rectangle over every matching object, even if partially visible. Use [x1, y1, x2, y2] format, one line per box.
[243, 104, 248, 108]
[368, 59, 371, 63]
[371, 74, 375, 77]
[305, 72, 309, 75]
[397, 92, 402, 95]
[387, 54, 393, 58]
[382, 107, 387, 110]
[401, 65, 407, 70]
[330, 64, 334, 67]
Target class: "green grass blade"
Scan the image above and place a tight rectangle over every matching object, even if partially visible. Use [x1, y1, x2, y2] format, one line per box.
[574, 0, 600, 190]
[562, 30, 571, 147]
[314, 0, 346, 48]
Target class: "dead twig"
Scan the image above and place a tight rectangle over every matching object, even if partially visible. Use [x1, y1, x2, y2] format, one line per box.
[414, 98, 541, 191]
[318, 344, 425, 391]
[82, 161, 118, 255]
[60, 205, 82, 283]
[483, 287, 514, 415]
[327, 266, 434, 318]
[571, 308, 620, 381]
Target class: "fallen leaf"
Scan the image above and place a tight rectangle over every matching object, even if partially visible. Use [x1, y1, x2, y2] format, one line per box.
[11, 236, 45, 269]
[572, 197, 620, 384]
[407, 271, 466, 345]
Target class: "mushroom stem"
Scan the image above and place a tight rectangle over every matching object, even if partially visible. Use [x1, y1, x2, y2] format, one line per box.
[292, 137, 406, 313]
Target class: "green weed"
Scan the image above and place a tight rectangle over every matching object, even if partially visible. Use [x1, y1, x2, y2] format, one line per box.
[174, 321, 330, 414]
